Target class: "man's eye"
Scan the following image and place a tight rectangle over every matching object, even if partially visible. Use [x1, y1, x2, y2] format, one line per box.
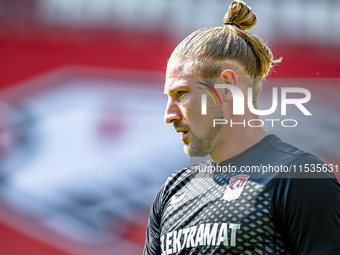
[177, 91, 187, 97]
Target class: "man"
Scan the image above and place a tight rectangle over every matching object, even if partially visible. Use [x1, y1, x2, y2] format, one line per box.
[144, 1, 340, 254]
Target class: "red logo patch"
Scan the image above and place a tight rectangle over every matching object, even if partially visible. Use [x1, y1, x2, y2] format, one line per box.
[223, 174, 250, 202]
[229, 175, 250, 190]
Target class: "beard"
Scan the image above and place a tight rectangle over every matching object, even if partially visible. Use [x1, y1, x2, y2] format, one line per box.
[179, 108, 224, 157]
[183, 124, 222, 157]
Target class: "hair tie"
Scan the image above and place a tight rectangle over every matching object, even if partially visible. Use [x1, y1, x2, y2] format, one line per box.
[223, 22, 241, 30]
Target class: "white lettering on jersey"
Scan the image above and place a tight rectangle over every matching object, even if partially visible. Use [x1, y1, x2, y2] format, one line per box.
[172, 229, 182, 253]
[181, 228, 190, 250]
[166, 231, 173, 254]
[229, 223, 241, 246]
[204, 223, 218, 245]
[194, 224, 205, 246]
[161, 222, 241, 254]
[186, 226, 197, 248]
[216, 223, 229, 246]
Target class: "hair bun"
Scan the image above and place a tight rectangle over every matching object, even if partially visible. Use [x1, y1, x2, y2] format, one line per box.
[223, 0, 257, 30]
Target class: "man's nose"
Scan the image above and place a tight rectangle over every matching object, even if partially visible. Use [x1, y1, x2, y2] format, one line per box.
[164, 98, 181, 124]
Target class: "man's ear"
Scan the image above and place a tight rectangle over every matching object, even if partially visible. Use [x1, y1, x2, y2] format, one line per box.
[220, 69, 239, 102]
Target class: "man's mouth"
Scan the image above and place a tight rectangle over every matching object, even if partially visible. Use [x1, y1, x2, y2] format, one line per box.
[179, 130, 188, 140]
[175, 128, 189, 141]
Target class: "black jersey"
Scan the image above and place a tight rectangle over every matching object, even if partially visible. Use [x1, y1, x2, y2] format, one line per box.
[144, 135, 340, 255]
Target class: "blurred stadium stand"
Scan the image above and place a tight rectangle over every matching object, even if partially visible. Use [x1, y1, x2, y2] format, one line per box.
[0, 0, 339, 254]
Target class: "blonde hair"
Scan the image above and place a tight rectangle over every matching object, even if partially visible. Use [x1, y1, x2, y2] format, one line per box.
[169, 0, 282, 102]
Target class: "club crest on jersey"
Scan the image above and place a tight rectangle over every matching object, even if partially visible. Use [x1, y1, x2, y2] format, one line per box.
[223, 174, 250, 202]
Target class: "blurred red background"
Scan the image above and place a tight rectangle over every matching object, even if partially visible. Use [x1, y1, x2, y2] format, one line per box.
[0, 0, 339, 254]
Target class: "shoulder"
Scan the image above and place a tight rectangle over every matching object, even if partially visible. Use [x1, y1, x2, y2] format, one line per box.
[162, 158, 212, 196]
[148, 158, 213, 219]
[264, 134, 305, 156]
[262, 134, 311, 165]
[263, 135, 338, 182]
[268, 159, 340, 254]
[259, 135, 334, 175]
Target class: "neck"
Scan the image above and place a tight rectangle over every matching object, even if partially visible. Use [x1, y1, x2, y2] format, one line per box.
[210, 115, 268, 164]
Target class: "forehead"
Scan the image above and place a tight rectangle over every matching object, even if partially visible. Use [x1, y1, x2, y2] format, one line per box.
[166, 59, 187, 78]
[164, 60, 199, 93]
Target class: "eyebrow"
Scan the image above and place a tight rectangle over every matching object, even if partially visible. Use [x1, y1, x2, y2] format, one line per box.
[163, 84, 190, 95]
